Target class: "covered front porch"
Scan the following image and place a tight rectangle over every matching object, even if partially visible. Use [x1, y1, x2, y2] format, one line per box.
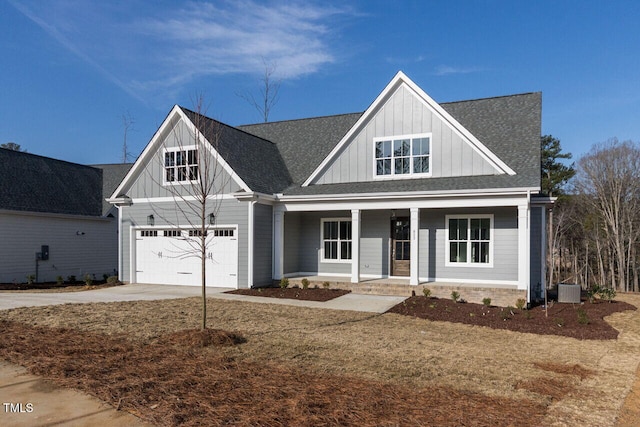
[271, 191, 545, 305]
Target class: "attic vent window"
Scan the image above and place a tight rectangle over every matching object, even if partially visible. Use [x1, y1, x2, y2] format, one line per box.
[374, 133, 431, 178]
[164, 147, 198, 184]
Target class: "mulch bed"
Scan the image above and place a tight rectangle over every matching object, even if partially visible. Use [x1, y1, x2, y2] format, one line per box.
[0, 281, 120, 292]
[227, 287, 351, 302]
[387, 296, 636, 340]
[0, 319, 548, 427]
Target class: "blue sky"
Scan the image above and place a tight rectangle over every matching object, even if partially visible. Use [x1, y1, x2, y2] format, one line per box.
[2, 0, 639, 165]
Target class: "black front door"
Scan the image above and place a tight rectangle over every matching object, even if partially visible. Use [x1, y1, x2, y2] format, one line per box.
[391, 218, 410, 276]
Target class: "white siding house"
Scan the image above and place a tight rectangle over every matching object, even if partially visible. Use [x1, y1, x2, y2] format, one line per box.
[0, 149, 130, 283]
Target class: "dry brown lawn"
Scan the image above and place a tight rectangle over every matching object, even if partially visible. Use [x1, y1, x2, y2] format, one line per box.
[2, 293, 640, 426]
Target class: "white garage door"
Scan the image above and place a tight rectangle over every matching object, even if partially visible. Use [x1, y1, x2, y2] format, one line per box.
[135, 227, 238, 288]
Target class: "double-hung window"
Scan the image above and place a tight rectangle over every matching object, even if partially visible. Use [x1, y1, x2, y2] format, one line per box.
[164, 147, 198, 183]
[374, 134, 431, 178]
[321, 219, 352, 262]
[446, 215, 493, 266]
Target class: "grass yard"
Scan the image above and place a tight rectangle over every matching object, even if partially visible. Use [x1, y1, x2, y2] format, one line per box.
[1, 294, 639, 426]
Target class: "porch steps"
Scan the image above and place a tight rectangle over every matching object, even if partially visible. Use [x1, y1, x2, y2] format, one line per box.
[276, 277, 527, 307]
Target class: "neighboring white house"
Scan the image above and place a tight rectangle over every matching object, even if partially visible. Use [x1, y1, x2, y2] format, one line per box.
[109, 71, 551, 305]
[0, 148, 131, 283]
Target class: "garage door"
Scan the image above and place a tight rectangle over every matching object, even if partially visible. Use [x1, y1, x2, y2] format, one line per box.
[135, 227, 238, 288]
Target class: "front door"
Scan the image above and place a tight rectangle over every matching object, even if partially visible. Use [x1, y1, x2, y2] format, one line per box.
[391, 218, 410, 276]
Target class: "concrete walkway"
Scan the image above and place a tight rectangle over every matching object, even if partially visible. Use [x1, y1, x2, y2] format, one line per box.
[0, 283, 407, 313]
[0, 360, 149, 427]
[0, 284, 406, 426]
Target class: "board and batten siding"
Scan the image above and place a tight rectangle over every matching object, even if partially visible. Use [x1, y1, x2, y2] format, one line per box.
[126, 120, 242, 199]
[252, 203, 273, 286]
[0, 212, 118, 283]
[313, 85, 499, 185]
[120, 198, 249, 287]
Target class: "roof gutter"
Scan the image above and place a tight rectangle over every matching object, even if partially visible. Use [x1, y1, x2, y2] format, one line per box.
[275, 186, 541, 203]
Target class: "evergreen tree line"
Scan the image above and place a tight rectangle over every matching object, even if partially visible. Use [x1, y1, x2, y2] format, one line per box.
[543, 136, 640, 293]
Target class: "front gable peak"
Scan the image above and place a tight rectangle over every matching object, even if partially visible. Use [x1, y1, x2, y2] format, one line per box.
[302, 71, 516, 187]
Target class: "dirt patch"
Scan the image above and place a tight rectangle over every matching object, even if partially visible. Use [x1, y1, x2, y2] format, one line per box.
[387, 296, 636, 340]
[155, 328, 247, 348]
[533, 362, 596, 380]
[617, 361, 640, 427]
[0, 320, 546, 427]
[227, 287, 350, 301]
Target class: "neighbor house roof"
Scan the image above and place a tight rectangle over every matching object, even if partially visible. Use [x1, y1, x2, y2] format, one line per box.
[0, 149, 104, 216]
[237, 92, 541, 196]
[91, 163, 133, 215]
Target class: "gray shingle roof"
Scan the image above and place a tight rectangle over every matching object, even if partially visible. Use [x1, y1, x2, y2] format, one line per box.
[237, 92, 541, 196]
[180, 107, 292, 194]
[0, 148, 104, 216]
[441, 92, 541, 189]
[238, 113, 362, 185]
[91, 163, 133, 215]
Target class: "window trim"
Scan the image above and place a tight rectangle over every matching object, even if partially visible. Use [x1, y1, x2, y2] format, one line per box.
[163, 145, 199, 186]
[445, 214, 494, 268]
[372, 133, 432, 180]
[320, 218, 353, 263]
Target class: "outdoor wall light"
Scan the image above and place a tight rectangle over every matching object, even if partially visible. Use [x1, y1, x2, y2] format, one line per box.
[147, 214, 154, 226]
[208, 213, 215, 225]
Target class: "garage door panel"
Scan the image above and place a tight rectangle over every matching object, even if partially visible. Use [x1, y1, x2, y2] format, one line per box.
[135, 227, 238, 288]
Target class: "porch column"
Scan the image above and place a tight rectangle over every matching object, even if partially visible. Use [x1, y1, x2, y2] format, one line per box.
[351, 209, 360, 283]
[273, 206, 285, 280]
[518, 204, 530, 291]
[410, 207, 420, 285]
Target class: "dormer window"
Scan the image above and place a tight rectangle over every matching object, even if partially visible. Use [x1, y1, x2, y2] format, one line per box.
[164, 147, 198, 183]
[374, 133, 431, 178]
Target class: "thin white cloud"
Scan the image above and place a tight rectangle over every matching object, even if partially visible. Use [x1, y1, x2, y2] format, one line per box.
[9, 0, 352, 101]
[433, 65, 486, 76]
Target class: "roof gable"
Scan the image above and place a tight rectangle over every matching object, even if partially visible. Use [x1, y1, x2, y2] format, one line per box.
[302, 72, 515, 187]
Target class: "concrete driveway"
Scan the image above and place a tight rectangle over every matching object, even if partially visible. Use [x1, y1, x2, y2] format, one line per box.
[0, 284, 406, 313]
[0, 284, 226, 311]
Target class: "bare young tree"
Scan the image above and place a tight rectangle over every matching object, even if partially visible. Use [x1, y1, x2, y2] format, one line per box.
[574, 138, 640, 292]
[122, 112, 135, 163]
[144, 96, 231, 329]
[237, 58, 281, 122]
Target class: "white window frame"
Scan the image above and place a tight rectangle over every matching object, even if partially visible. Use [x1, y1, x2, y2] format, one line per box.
[163, 145, 199, 185]
[445, 214, 494, 268]
[320, 218, 352, 263]
[373, 133, 432, 180]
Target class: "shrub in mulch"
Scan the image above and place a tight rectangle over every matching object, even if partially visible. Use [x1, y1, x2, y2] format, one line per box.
[387, 297, 637, 340]
[0, 320, 548, 427]
[227, 287, 351, 302]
